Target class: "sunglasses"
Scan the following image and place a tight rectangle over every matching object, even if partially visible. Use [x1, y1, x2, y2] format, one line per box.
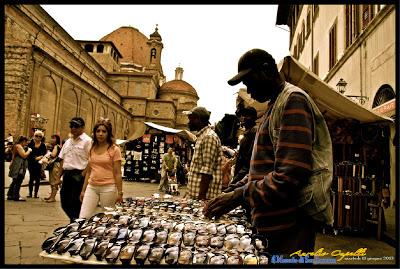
[35, 135, 43, 138]
[69, 123, 81, 128]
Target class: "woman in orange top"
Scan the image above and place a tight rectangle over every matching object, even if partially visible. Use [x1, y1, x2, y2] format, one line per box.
[79, 118, 123, 219]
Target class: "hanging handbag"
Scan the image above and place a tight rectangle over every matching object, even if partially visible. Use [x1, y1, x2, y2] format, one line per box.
[45, 157, 59, 171]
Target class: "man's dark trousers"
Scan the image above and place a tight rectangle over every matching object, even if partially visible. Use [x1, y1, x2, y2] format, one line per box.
[60, 170, 84, 222]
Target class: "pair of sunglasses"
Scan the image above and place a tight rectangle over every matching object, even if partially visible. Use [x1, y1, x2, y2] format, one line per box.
[69, 123, 81, 128]
[35, 135, 43, 138]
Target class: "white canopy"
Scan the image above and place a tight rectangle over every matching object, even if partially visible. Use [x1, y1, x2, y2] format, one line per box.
[144, 122, 197, 142]
[278, 56, 393, 124]
[116, 139, 127, 145]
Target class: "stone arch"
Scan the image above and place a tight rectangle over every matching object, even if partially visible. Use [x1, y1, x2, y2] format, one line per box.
[111, 111, 117, 136]
[372, 84, 396, 108]
[81, 94, 94, 135]
[37, 74, 57, 136]
[117, 114, 124, 139]
[98, 104, 107, 119]
[124, 119, 130, 139]
[60, 84, 79, 140]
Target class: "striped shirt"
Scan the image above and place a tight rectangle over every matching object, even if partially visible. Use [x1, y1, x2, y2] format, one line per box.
[235, 92, 313, 233]
[187, 126, 223, 200]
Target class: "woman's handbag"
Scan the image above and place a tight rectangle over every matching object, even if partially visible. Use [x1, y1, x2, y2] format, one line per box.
[45, 157, 59, 171]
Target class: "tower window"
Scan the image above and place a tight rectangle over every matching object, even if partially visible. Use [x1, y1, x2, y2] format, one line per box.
[84, 44, 94, 52]
[97, 44, 104, 53]
[151, 48, 157, 59]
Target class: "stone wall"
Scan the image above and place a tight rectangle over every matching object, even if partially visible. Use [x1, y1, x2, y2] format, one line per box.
[4, 44, 34, 137]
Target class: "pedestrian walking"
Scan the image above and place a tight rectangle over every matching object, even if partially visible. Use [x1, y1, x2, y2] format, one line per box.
[27, 130, 47, 198]
[158, 148, 177, 192]
[204, 49, 333, 257]
[7, 136, 32, 201]
[58, 117, 92, 222]
[79, 118, 123, 219]
[43, 134, 62, 203]
[185, 106, 223, 200]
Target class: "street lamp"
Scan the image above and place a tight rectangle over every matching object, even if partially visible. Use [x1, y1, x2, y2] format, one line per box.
[336, 78, 347, 94]
[336, 78, 369, 105]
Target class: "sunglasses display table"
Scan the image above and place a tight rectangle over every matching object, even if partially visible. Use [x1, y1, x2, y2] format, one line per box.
[40, 195, 269, 265]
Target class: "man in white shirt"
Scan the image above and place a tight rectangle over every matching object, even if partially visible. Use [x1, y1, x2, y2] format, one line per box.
[58, 117, 92, 222]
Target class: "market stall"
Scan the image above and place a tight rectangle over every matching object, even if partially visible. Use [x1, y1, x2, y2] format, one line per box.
[123, 122, 196, 183]
[278, 56, 394, 237]
[40, 195, 269, 265]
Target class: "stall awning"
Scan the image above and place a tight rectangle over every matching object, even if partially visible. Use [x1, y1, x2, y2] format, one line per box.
[278, 56, 394, 124]
[144, 122, 197, 142]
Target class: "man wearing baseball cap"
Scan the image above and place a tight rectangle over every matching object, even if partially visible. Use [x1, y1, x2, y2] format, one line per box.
[58, 116, 92, 222]
[204, 49, 333, 257]
[185, 106, 223, 200]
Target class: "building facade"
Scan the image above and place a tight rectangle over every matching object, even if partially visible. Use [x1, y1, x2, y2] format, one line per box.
[5, 5, 198, 141]
[276, 4, 396, 206]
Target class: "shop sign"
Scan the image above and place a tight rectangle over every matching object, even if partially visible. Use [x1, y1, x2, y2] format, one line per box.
[372, 99, 395, 117]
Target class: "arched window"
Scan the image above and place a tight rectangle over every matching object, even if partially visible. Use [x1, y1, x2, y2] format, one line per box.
[97, 44, 104, 53]
[372, 85, 395, 108]
[151, 48, 157, 59]
[84, 44, 94, 53]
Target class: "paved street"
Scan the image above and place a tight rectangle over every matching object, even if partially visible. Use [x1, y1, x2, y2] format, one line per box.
[3, 162, 397, 265]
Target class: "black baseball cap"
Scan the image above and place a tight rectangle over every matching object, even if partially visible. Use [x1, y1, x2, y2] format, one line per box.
[228, 48, 275, 86]
[69, 117, 85, 127]
[184, 106, 211, 124]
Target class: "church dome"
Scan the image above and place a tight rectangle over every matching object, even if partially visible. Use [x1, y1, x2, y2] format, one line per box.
[159, 79, 198, 99]
[100, 26, 149, 66]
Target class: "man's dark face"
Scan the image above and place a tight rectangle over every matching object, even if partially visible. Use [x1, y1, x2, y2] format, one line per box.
[188, 114, 200, 131]
[242, 68, 277, 103]
[240, 115, 256, 130]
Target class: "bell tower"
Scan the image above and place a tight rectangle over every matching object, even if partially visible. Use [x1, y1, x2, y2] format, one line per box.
[148, 24, 164, 72]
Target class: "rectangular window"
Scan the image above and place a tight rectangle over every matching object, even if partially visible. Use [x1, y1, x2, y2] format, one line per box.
[306, 8, 311, 37]
[97, 44, 104, 53]
[329, 21, 337, 70]
[297, 34, 301, 58]
[346, 5, 360, 48]
[362, 5, 374, 29]
[345, 5, 352, 48]
[353, 5, 360, 39]
[313, 5, 319, 22]
[301, 21, 305, 51]
[313, 52, 319, 76]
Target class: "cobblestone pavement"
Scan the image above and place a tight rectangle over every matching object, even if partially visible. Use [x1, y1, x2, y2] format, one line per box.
[3, 162, 397, 265]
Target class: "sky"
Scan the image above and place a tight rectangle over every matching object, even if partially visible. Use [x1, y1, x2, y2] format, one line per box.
[41, 5, 290, 124]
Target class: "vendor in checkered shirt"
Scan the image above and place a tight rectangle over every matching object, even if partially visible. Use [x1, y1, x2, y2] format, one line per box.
[184, 107, 223, 200]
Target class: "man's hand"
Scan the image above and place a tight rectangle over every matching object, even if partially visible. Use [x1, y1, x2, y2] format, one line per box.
[203, 190, 242, 219]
